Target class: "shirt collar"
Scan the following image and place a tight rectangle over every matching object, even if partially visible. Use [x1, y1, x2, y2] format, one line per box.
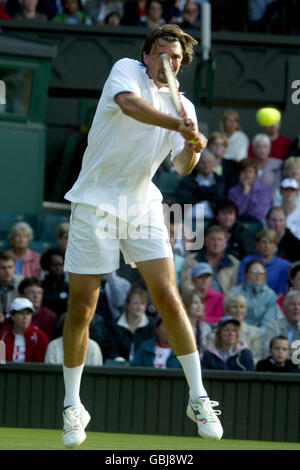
[117, 312, 149, 330]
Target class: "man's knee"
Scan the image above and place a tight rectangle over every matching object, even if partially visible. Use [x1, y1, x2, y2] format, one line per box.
[66, 297, 96, 328]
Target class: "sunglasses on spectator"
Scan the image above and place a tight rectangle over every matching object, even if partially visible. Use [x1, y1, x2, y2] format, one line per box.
[249, 270, 265, 275]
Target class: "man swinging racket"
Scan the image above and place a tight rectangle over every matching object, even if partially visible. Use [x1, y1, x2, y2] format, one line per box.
[62, 24, 223, 448]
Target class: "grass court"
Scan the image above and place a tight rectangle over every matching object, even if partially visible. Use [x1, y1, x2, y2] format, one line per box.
[0, 427, 299, 450]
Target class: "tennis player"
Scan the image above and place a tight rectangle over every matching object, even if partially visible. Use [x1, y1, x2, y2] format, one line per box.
[62, 24, 223, 448]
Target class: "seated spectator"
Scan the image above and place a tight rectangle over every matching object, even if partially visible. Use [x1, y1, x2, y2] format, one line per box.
[0, 0, 11, 17]
[40, 248, 69, 317]
[131, 315, 180, 368]
[139, 0, 165, 27]
[249, 109, 292, 160]
[210, 199, 256, 260]
[220, 108, 249, 162]
[52, 0, 92, 23]
[256, 335, 298, 372]
[96, 0, 123, 24]
[251, 133, 282, 196]
[262, 290, 300, 361]
[207, 132, 227, 176]
[13, 0, 48, 20]
[222, 292, 263, 364]
[104, 11, 121, 25]
[56, 222, 69, 258]
[266, 206, 300, 263]
[182, 289, 212, 353]
[177, 150, 227, 221]
[228, 158, 272, 224]
[206, 131, 239, 190]
[181, 225, 240, 296]
[7, 222, 41, 279]
[0, 251, 23, 316]
[180, 1, 200, 29]
[18, 277, 57, 340]
[0, 297, 49, 362]
[102, 288, 156, 364]
[238, 229, 290, 296]
[45, 313, 103, 365]
[188, 263, 224, 324]
[201, 316, 255, 371]
[273, 157, 300, 207]
[230, 258, 283, 329]
[121, 0, 146, 25]
[280, 178, 300, 240]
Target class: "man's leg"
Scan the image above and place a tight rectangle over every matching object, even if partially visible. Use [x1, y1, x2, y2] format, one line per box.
[62, 272, 101, 448]
[136, 257, 223, 440]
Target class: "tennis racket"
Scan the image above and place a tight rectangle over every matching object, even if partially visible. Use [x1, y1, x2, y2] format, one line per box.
[160, 53, 197, 144]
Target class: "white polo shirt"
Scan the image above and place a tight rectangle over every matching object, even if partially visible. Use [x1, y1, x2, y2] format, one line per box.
[65, 58, 199, 225]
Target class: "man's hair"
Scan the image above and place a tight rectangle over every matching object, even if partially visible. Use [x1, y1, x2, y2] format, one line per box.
[205, 224, 227, 239]
[283, 289, 300, 309]
[0, 250, 15, 263]
[266, 205, 285, 220]
[269, 335, 290, 351]
[18, 277, 43, 294]
[214, 198, 238, 217]
[141, 24, 198, 67]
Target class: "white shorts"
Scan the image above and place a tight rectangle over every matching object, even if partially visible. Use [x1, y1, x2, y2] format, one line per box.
[64, 203, 173, 274]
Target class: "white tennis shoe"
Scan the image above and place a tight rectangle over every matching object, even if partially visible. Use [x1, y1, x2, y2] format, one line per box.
[187, 396, 223, 440]
[62, 404, 91, 448]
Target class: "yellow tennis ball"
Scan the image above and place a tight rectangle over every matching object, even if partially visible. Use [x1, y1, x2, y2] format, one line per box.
[256, 107, 281, 126]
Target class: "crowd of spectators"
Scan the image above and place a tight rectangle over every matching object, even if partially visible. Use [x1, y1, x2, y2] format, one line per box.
[0, 0, 299, 35]
[0, 106, 300, 375]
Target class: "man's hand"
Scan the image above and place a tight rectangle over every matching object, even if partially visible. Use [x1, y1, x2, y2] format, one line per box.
[178, 118, 207, 153]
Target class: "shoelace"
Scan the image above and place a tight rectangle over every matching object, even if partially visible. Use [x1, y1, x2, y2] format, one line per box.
[63, 407, 82, 433]
[193, 399, 221, 421]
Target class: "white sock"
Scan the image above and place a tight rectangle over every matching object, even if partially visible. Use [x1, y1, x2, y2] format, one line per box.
[177, 351, 207, 399]
[63, 364, 84, 408]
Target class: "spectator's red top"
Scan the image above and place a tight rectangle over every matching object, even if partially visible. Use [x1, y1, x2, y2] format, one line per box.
[249, 134, 292, 160]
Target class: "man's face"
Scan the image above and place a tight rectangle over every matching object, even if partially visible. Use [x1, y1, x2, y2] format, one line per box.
[216, 209, 236, 231]
[196, 154, 215, 177]
[284, 297, 300, 325]
[205, 232, 226, 256]
[267, 210, 286, 234]
[280, 187, 298, 204]
[0, 259, 15, 286]
[22, 285, 43, 310]
[270, 339, 290, 365]
[263, 121, 280, 137]
[143, 38, 183, 88]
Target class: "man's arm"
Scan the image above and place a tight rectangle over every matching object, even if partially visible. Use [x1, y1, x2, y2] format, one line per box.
[115, 92, 207, 175]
